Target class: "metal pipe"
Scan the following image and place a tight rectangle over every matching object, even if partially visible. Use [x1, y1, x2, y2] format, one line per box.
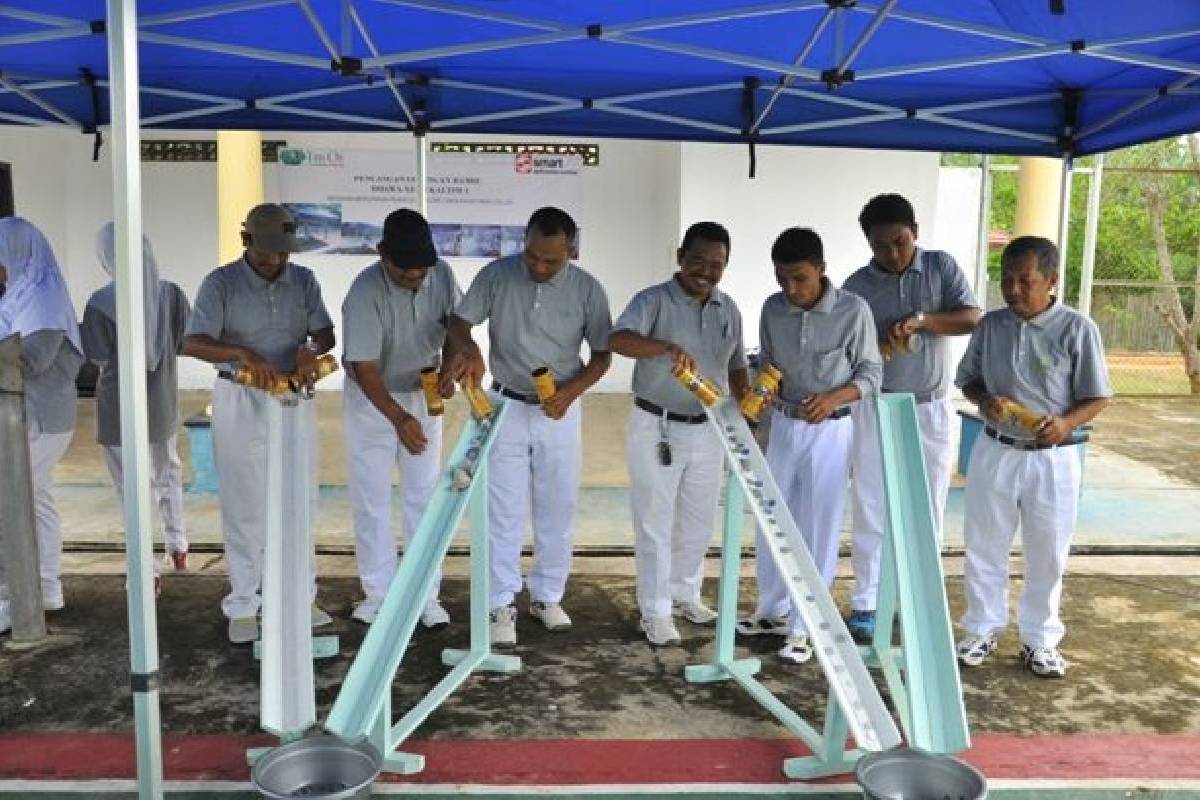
[1079, 153, 1104, 315]
[415, 132, 428, 217]
[106, 0, 165, 795]
[0, 334, 46, 646]
[1057, 158, 1073, 278]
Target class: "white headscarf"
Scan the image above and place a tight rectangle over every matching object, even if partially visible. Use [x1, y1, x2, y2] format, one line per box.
[0, 216, 81, 353]
[93, 222, 169, 371]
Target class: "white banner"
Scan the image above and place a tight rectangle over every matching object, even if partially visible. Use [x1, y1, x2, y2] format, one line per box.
[276, 147, 583, 260]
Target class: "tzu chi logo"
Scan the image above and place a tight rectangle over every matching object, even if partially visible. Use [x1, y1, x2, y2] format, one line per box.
[514, 152, 534, 174]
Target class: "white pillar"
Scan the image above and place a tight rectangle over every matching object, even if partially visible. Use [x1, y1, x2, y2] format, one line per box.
[1078, 154, 1105, 315]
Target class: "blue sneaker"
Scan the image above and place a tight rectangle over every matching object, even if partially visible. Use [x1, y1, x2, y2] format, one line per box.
[846, 610, 876, 644]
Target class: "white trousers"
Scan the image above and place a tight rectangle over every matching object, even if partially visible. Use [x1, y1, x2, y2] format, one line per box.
[849, 396, 952, 612]
[628, 407, 724, 620]
[211, 379, 318, 619]
[961, 434, 1081, 648]
[754, 412, 853, 635]
[0, 429, 73, 605]
[487, 398, 582, 609]
[102, 435, 189, 557]
[343, 380, 443, 606]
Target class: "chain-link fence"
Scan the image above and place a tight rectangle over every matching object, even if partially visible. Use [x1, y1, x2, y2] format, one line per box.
[1091, 281, 1198, 395]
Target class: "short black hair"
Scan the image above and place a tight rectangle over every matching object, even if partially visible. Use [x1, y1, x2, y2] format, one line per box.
[771, 227, 824, 266]
[1002, 235, 1059, 279]
[679, 221, 731, 256]
[858, 193, 917, 236]
[526, 206, 577, 243]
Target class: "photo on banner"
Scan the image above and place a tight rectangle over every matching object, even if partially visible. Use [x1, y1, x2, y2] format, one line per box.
[276, 147, 584, 261]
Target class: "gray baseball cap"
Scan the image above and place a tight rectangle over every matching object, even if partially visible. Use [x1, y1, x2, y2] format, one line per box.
[243, 203, 303, 252]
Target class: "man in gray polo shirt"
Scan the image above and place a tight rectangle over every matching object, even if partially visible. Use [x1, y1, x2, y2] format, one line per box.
[738, 228, 881, 663]
[447, 207, 612, 647]
[341, 208, 462, 628]
[842, 193, 981, 643]
[610, 222, 750, 647]
[183, 203, 336, 645]
[955, 236, 1110, 679]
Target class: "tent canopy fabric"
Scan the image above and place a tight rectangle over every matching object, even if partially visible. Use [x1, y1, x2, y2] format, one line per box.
[2, 1, 1200, 158]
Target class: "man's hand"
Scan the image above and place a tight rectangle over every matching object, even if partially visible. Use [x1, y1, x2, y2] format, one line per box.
[542, 377, 583, 420]
[460, 349, 487, 385]
[1036, 415, 1072, 446]
[437, 353, 466, 398]
[663, 342, 697, 375]
[294, 345, 320, 389]
[392, 411, 428, 455]
[239, 348, 277, 391]
[802, 392, 839, 423]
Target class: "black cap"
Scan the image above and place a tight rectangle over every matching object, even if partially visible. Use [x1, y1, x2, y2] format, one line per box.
[380, 208, 437, 269]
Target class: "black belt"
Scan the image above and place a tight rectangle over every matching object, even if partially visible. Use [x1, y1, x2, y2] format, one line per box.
[913, 390, 948, 404]
[774, 402, 851, 422]
[634, 397, 707, 424]
[492, 381, 539, 405]
[217, 370, 235, 381]
[984, 425, 1088, 451]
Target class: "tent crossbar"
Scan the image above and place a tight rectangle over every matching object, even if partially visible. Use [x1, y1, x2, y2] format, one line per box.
[0, 79, 79, 94]
[593, 103, 741, 135]
[139, 102, 246, 125]
[855, 43, 1069, 81]
[606, 1, 827, 35]
[430, 102, 576, 129]
[607, 32, 821, 79]
[597, 82, 743, 105]
[139, 0, 293, 27]
[257, 100, 409, 128]
[370, 0, 564, 33]
[0, 27, 92, 47]
[0, 108, 73, 127]
[362, 29, 580, 69]
[1078, 75, 1199, 140]
[259, 80, 381, 104]
[139, 31, 331, 69]
[1083, 49, 1200, 78]
[772, 84, 897, 113]
[98, 81, 243, 104]
[759, 110, 904, 135]
[296, 0, 341, 61]
[0, 4, 80, 26]
[915, 111, 1056, 144]
[1088, 27, 1200, 51]
[347, 3, 417, 128]
[921, 92, 1059, 115]
[429, 77, 576, 104]
[751, 6, 835, 132]
[837, 0, 896, 74]
[851, 3, 1049, 46]
[0, 74, 80, 128]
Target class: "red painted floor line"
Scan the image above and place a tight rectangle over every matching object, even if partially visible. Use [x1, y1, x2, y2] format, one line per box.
[0, 733, 1198, 784]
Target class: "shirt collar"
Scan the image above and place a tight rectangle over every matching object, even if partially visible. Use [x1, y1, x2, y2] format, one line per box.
[520, 257, 571, 288]
[376, 260, 428, 297]
[668, 274, 724, 307]
[870, 245, 924, 277]
[1021, 297, 1066, 329]
[786, 278, 837, 314]
[239, 255, 293, 289]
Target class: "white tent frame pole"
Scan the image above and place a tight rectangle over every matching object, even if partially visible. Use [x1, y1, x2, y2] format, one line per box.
[856, 44, 1070, 81]
[296, 0, 340, 60]
[431, 103, 578, 129]
[0, 109, 74, 127]
[257, 101, 409, 129]
[837, 0, 896, 73]
[140, 0, 293, 27]
[415, 132, 428, 217]
[752, 7, 835, 132]
[1057, 158, 1074, 278]
[139, 31, 331, 69]
[1078, 76, 1200, 141]
[0, 27, 92, 47]
[0, 4, 80, 25]
[761, 111, 905, 136]
[1078, 153, 1104, 316]
[347, 2, 418, 127]
[974, 154, 993, 309]
[851, 3, 1047, 44]
[0, 74, 81, 128]
[605, 33, 821, 79]
[106, 0, 164, 798]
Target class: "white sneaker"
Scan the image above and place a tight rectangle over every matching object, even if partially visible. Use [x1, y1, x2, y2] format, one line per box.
[778, 634, 813, 664]
[639, 615, 682, 647]
[672, 600, 718, 625]
[420, 601, 450, 629]
[311, 604, 333, 628]
[530, 601, 571, 631]
[0, 600, 10, 635]
[228, 616, 258, 644]
[489, 605, 517, 647]
[1021, 644, 1067, 678]
[351, 599, 381, 625]
[956, 633, 998, 668]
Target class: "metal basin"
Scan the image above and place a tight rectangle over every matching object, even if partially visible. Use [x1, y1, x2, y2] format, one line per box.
[855, 748, 987, 800]
[252, 735, 381, 799]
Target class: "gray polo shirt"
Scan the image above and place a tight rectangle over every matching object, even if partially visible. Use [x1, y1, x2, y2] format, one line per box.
[759, 281, 882, 404]
[454, 254, 612, 395]
[186, 256, 334, 373]
[613, 277, 748, 415]
[21, 330, 84, 434]
[956, 300, 1112, 439]
[842, 247, 977, 398]
[81, 282, 190, 446]
[342, 259, 462, 393]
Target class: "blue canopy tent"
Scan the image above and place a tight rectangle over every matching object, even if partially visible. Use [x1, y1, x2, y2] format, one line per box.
[3, 3, 1200, 798]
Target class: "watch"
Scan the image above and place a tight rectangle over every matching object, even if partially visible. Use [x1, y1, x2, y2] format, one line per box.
[914, 311, 927, 326]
